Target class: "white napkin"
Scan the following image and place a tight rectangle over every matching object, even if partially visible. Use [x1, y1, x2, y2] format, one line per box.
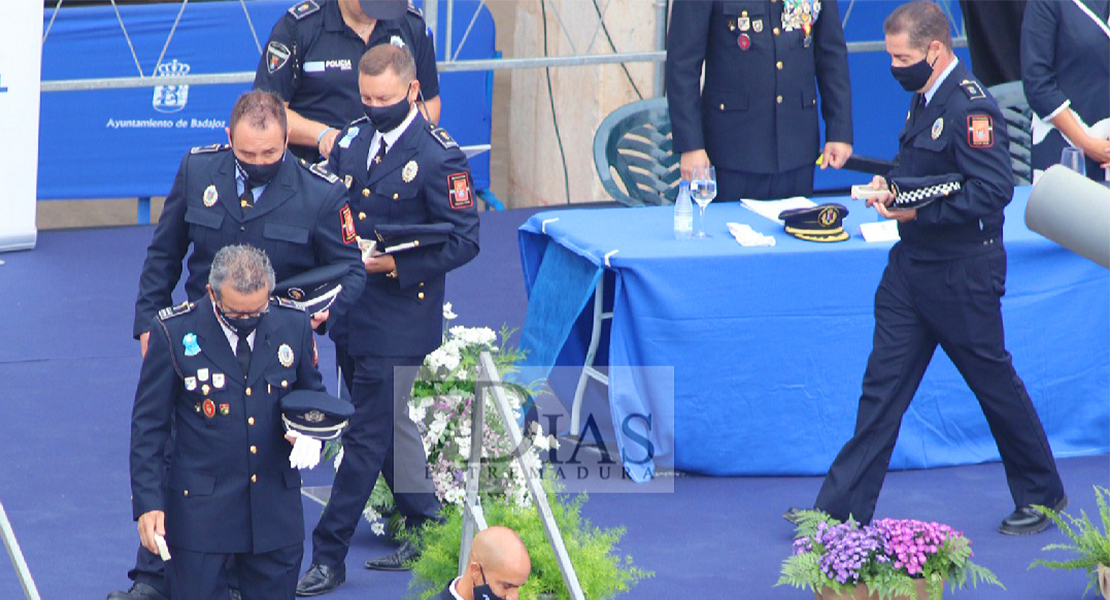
[726, 222, 776, 247]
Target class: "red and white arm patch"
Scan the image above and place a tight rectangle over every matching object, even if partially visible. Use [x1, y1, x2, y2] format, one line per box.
[967, 115, 994, 149]
[447, 172, 474, 210]
[340, 205, 357, 244]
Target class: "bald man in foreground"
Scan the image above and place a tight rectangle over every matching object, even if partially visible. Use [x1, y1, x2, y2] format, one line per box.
[438, 527, 531, 600]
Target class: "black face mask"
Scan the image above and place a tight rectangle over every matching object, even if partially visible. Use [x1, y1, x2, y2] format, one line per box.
[213, 296, 266, 338]
[890, 53, 937, 93]
[364, 85, 413, 133]
[473, 565, 505, 600]
[236, 153, 284, 188]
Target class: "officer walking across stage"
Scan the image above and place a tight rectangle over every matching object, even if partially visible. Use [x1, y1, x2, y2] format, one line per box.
[130, 245, 326, 600]
[295, 44, 480, 596]
[666, 0, 854, 200]
[254, 0, 441, 162]
[786, 1, 1066, 535]
[111, 90, 365, 600]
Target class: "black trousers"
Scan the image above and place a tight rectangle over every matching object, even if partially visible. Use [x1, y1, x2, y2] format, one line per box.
[815, 243, 1064, 524]
[716, 164, 815, 202]
[311, 353, 439, 567]
[166, 542, 301, 600]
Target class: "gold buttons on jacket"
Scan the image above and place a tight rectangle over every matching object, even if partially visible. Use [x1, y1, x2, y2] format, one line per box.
[251, 474, 257, 483]
[392, 193, 399, 200]
[246, 387, 252, 397]
[773, 27, 781, 35]
[281, 380, 289, 388]
[359, 212, 367, 220]
[183, 490, 190, 497]
[719, 103, 726, 111]
[248, 417, 255, 426]
[417, 292, 425, 300]
[250, 445, 257, 454]
[362, 189, 370, 197]
[776, 95, 783, 104]
[413, 240, 420, 247]
[776, 61, 783, 70]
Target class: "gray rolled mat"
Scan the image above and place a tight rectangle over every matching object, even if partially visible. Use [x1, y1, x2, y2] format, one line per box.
[1026, 164, 1110, 269]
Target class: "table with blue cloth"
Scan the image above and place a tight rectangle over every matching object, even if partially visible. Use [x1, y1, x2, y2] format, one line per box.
[517, 188, 1109, 482]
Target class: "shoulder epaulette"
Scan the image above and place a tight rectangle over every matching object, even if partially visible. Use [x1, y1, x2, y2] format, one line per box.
[428, 124, 458, 150]
[274, 297, 304, 311]
[959, 79, 987, 101]
[157, 301, 195, 321]
[349, 115, 369, 126]
[287, 0, 320, 20]
[407, 3, 423, 18]
[190, 144, 229, 155]
[306, 161, 339, 184]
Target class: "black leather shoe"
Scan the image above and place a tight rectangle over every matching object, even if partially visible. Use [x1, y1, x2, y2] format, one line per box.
[783, 507, 806, 526]
[999, 495, 1068, 536]
[364, 540, 421, 571]
[106, 582, 169, 600]
[295, 563, 346, 597]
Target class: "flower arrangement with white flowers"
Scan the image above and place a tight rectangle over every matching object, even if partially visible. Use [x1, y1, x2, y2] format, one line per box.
[324, 303, 553, 535]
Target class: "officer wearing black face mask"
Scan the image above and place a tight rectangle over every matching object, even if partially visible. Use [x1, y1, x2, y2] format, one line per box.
[295, 44, 480, 596]
[431, 527, 530, 600]
[114, 90, 365, 600]
[253, 0, 441, 162]
[130, 244, 327, 600]
[785, 1, 1066, 537]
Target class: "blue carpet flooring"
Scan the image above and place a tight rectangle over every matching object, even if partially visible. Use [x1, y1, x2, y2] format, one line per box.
[0, 209, 1106, 599]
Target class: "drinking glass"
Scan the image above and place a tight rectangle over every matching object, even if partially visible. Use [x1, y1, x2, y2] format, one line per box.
[1061, 147, 1087, 178]
[690, 165, 717, 239]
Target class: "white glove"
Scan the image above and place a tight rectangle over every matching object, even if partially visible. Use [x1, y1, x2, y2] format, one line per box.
[287, 431, 323, 470]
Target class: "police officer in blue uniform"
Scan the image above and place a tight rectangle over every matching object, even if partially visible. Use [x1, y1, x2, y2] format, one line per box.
[113, 90, 365, 600]
[666, 0, 854, 200]
[254, 0, 441, 162]
[131, 245, 325, 600]
[1021, 0, 1110, 180]
[295, 44, 479, 596]
[789, 1, 1066, 535]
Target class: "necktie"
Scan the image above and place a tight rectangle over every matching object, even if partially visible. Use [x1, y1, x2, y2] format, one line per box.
[369, 140, 388, 175]
[911, 94, 925, 124]
[236, 333, 252, 379]
[240, 185, 254, 210]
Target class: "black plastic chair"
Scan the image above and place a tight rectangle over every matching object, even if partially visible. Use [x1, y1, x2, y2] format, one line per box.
[988, 81, 1034, 186]
[593, 98, 681, 207]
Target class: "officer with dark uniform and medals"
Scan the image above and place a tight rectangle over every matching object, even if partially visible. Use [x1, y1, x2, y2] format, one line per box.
[666, 0, 854, 200]
[1021, 0, 1110, 181]
[254, 0, 441, 162]
[786, 1, 1066, 536]
[130, 245, 327, 600]
[112, 90, 365, 600]
[295, 43, 480, 596]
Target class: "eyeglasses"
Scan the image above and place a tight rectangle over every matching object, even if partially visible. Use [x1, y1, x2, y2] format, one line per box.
[216, 301, 270, 321]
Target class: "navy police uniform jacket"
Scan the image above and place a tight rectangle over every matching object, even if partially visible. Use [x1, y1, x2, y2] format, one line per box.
[254, 0, 439, 157]
[133, 145, 366, 338]
[130, 297, 325, 553]
[666, 0, 853, 173]
[887, 62, 1014, 260]
[1021, 0, 1110, 174]
[327, 112, 480, 358]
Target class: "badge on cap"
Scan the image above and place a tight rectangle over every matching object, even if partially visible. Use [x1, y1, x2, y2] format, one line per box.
[753, 19, 763, 33]
[197, 368, 210, 382]
[203, 185, 218, 207]
[738, 33, 751, 51]
[202, 399, 216, 419]
[183, 333, 201, 357]
[931, 117, 944, 140]
[184, 377, 197, 391]
[402, 160, 419, 183]
[737, 16, 750, 31]
[219, 403, 230, 416]
[278, 344, 295, 368]
[212, 373, 225, 389]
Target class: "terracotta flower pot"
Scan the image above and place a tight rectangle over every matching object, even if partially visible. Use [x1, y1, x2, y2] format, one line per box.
[1098, 562, 1109, 600]
[814, 578, 936, 600]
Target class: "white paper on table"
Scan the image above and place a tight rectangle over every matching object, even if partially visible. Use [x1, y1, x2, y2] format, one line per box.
[859, 220, 901, 243]
[740, 197, 817, 224]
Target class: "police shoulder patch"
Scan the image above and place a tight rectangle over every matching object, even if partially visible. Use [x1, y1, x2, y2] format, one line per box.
[307, 162, 339, 184]
[959, 79, 986, 101]
[428, 125, 458, 150]
[288, 0, 320, 20]
[158, 301, 195, 321]
[190, 143, 229, 155]
[274, 297, 304, 311]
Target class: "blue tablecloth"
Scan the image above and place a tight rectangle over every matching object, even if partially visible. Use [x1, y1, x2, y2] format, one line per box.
[518, 189, 1110, 480]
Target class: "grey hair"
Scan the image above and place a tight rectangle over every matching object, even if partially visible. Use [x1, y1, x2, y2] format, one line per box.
[208, 245, 276, 299]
